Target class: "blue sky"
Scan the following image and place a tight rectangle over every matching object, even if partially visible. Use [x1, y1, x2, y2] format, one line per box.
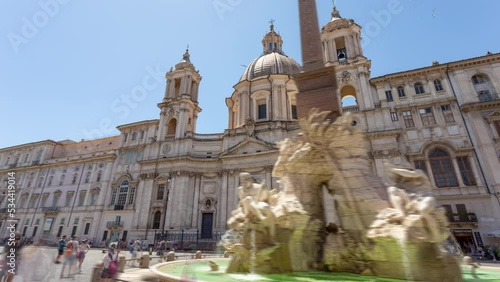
[1, 0, 499, 149]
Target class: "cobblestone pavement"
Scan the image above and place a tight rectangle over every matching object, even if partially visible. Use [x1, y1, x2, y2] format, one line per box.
[9, 247, 154, 282]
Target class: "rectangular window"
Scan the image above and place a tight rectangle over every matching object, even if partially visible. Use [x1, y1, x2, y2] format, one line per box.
[110, 187, 117, 205]
[127, 151, 134, 163]
[74, 217, 79, 224]
[419, 107, 436, 126]
[291, 105, 298, 119]
[456, 204, 468, 222]
[65, 193, 73, 207]
[123, 133, 128, 142]
[60, 218, 65, 225]
[442, 204, 454, 221]
[136, 150, 142, 162]
[140, 131, 145, 140]
[390, 112, 398, 121]
[414, 160, 427, 174]
[402, 110, 415, 128]
[131, 132, 137, 141]
[78, 191, 86, 206]
[258, 103, 267, 119]
[128, 186, 136, 205]
[440, 105, 455, 123]
[157, 184, 165, 200]
[84, 223, 91, 235]
[385, 90, 393, 102]
[457, 157, 476, 186]
[397, 87, 405, 97]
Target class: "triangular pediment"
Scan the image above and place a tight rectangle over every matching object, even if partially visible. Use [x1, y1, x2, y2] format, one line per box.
[485, 110, 500, 120]
[220, 137, 277, 157]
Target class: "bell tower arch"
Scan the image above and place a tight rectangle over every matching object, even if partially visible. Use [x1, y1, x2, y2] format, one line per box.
[157, 48, 202, 140]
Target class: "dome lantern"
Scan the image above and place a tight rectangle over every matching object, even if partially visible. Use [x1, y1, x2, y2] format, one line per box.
[261, 19, 283, 55]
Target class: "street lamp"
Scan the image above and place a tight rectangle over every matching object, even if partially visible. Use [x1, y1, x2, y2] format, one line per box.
[161, 176, 172, 238]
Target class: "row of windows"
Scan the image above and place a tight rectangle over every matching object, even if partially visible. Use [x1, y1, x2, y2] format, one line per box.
[385, 80, 444, 101]
[386, 74, 495, 102]
[1, 190, 100, 210]
[123, 130, 145, 142]
[390, 105, 455, 127]
[25, 171, 104, 188]
[414, 149, 476, 187]
[119, 150, 142, 164]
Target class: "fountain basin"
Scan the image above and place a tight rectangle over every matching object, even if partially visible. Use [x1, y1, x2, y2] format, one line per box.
[151, 258, 500, 281]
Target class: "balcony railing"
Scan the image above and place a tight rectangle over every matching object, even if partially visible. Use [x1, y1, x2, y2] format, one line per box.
[41, 207, 60, 212]
[114, 205, 124, 210]
[106, 221, 124, 228]
[342, 105, 359, 112]
[447, 213, 478, 224]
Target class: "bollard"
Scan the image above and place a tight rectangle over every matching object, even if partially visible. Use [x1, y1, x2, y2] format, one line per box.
[90, 261, 103, 282]
[166, 251, 176, 262]
[118, 254, 127, 273]
[140, 254, 150, 269]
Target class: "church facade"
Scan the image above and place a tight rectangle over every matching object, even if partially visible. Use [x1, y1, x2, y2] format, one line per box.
[1, 7, 499, 252]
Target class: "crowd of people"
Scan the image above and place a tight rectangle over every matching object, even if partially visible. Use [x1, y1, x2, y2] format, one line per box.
[55, 235, 91, 278]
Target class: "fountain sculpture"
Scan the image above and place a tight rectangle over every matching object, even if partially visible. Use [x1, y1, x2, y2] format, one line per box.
[224, 109, 463, 282]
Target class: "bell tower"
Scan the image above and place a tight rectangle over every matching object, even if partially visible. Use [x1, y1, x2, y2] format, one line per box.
[321, 6, 364, 65]
[321, 5, 373, 110]
[157, 48, 202, 140]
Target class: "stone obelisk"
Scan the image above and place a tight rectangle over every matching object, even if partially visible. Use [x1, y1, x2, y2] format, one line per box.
[294, 0, 340, 120]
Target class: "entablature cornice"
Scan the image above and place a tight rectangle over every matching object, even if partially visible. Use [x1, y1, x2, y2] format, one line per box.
[460, 99, 500, 113]
[366, 129, 402, 139]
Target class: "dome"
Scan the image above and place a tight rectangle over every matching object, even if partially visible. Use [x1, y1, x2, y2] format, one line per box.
[240, 52, 301, 81]
[239, 23, 301, 81]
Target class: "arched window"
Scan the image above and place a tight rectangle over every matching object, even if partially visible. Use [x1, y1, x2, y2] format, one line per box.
[471, 74, 496, 102]
[414, 82, 425, 94]
[472, 75, 485, 85]
[434, 79, 443, 91]
[397, 86, 406, 97]
[152, 211, 161, 229]
[59, 175, 65, 186]
[47, 176, 53, 186]
[117, 180, 129, 205]
[429, 149, 458, 187]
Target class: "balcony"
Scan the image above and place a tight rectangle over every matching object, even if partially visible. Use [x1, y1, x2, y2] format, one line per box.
[106, 221, 124, 230]
[114, 205, 124, 210]
[461, 94, 500, 112]
[447, 212, 478, 226]
[41, 207, 60, 212]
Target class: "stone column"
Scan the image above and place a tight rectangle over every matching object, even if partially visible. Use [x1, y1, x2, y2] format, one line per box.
[219, 171, 228, 228]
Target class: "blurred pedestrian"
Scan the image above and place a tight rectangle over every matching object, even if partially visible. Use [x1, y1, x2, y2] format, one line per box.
[55, 235, 67, 263]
